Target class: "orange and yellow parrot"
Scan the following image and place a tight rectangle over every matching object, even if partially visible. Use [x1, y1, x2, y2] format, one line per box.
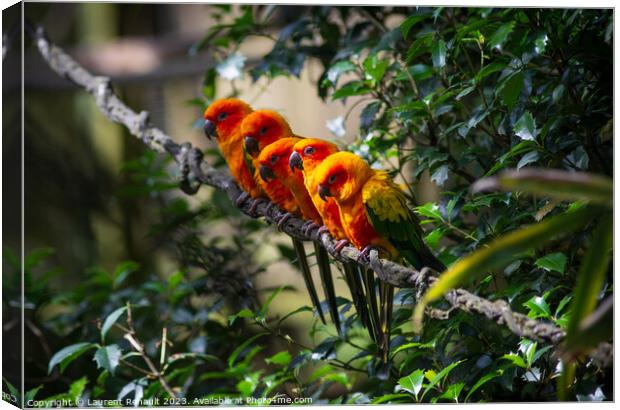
[290, 139, 373, 335]
[313, 152, 446, 272]
[203, 99, 260, 203]
[257, 137, 343, 332]
[240, 110, 299, 214]
[240, 110, 341, 330]
[313, 151, 446, 369]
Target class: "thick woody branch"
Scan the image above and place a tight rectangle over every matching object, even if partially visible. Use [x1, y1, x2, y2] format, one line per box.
[28, 25, 612, 367]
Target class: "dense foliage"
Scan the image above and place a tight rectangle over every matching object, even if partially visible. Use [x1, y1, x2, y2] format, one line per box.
[9, 6, 612, 405]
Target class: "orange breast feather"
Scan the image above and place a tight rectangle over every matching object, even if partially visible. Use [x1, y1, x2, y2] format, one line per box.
[303, 171, 347, 240]
[219, 134, 262, 198]
[338, 191, 397, 257]
[253, 155, 299, 214]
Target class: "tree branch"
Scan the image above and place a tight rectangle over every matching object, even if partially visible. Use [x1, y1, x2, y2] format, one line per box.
[28, 24, 612, 367]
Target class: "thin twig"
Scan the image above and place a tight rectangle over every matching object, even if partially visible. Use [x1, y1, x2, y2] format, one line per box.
[123, 303, 177, 398]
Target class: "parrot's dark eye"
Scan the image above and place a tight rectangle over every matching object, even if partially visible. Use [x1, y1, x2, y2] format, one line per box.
[270, 155, 279, 165]
[328, 174, 337, 184]
[217, 112, 228, 121]
[304, 146, 315, 156]
[259, 127, 268, 135]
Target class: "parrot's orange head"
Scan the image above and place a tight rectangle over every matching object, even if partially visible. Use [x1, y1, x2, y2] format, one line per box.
[289, 138, 340, 172]
[241, 110, 293, 157]
[203, 98, 252, 141]
[257, 138, 300, 182]
[314, 152, 373, 203]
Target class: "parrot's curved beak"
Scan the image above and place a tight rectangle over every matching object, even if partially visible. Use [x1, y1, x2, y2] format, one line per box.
[289, 151, 303, 171]
[259, 165, 275, 182]
[318, 184, 332, 202]
[203, 119, 217, 140]
[245, 136, 259, 156]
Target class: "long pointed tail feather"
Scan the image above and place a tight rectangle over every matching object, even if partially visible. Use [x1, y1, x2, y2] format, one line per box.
[313, 241, 341, 335]
[292, 238, 326, 324]
[342, 262, 372, 333]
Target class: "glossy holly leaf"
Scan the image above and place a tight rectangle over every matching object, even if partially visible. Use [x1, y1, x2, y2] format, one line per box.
[94, 345, 122, 375]
[432, 39, 447, 68]
[514, 111, 537, 141]
[48, 343, 97, 374]
[535, 252, 567, 274]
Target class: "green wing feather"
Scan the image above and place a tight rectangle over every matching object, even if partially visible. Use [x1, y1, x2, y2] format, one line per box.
[363, 174, 445, 272]
[242, 145, 257, 181]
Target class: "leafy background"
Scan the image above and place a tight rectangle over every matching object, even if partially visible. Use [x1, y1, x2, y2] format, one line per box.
[4, 4, 613, 405]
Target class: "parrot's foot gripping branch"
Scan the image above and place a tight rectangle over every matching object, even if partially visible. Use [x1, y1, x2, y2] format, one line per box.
[235, 191, 250, 207]
[277, 213, 293, 230]
[357, 245, 386, 263]
[301, 221, 320, 236]
[248, 198, 266, 216]
[329, 239, 350, 255]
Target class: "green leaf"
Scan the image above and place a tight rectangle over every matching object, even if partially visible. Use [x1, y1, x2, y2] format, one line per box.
[432, 39, 447, 68]
[465, 369, 503, 401]
[277, 305, 313, 326]
[25, 386, 42, 403]
[228, 308, 255, 325]
[371, 393, 412, 404]
[363, 54, 389, 83]
[473, 169, 613, 207]
[535, 252, 567, 274]
[326, 60, 356, 86]
[113, 261, 139, 288]
[563, 214, 612, 356]
[392, 341, 434, 354]
[68, 377, 88, 402]
[514, 111, 537, 141]
[332, 81, 371, 99]
[94, 345, 122, 375]
[48, 343, 96, 374]
[228, 332, 268, 368]
[524, 296, 552, 319]
[440, 383, 464, 402]
[413, 206, 595, 331]
[500, 71, 524, 111]
[501, 353, 527, 368]
[401, 14, 429, 38]
[397, 369, 425, 399]
[258, 285, 286, 319]
[476, 62, 506, 82]
[101, 307, 127, 342]
[203, 67, 217, 100]
[415, 203, 443, 220]
[487, 22, 514, 49]
[421, 360, 464, 400]
[265, 351, 291, 367]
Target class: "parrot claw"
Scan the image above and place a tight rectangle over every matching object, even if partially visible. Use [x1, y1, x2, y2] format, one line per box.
[358, 245, 386, 264]
[329, 239, 350, 255]
[235, 192, 250, 207]
[302, 221, 320, 236]
[317, 226, 330, 236]
[277, 213, 293, 230]
[248, 198, 266, 217]
[264, 202, 276, 216]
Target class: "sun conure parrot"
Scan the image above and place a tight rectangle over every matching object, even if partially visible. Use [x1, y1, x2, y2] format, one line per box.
[289, 139, 375, 338]
[240, 110, 299, 214]
[313, 151, 447, 370]
[240, 111, 343, 330]
[203, 98, 261, 203]
[256, 137, 343, 333]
